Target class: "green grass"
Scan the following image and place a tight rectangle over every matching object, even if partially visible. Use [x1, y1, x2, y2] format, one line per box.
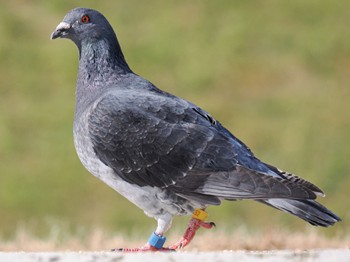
[0, 0, 349, 242]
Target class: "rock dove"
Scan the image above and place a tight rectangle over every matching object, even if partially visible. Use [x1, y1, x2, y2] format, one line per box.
[51, 8, 340, 251]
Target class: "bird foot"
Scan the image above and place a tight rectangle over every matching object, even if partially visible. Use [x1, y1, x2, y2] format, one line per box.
[113, 243, 175, 252]
[168, 216, 215, 250]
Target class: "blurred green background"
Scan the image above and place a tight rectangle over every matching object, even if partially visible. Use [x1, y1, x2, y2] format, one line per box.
[0, 0, 349, 242]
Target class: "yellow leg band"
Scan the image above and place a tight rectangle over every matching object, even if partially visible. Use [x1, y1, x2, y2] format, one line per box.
[192, 209, 208, 221]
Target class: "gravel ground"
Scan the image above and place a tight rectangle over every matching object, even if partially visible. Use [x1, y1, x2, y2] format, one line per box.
[0, 249, 349, 262]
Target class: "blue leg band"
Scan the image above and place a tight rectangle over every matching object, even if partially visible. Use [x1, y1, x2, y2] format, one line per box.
[148, 232, 166, 249]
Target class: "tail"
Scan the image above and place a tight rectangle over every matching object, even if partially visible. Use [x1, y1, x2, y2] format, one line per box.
[257, 198, 341, 227]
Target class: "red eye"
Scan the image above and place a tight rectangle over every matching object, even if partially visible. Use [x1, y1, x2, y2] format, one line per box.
[81, 15, 90, 23]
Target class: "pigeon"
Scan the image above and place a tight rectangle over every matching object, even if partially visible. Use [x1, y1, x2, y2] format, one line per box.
[51, 8, 341, 251]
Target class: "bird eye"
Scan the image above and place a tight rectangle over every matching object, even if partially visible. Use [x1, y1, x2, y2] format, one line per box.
[81, 15, 90, 23]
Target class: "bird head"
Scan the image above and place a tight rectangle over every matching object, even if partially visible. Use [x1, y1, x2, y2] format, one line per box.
[51, 8, 132, 80]
[51, 8, 115, 46]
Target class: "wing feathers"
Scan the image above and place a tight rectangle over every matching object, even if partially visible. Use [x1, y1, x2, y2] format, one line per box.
[89, 91, 332, 216]
[194, 166, 317, 200]
[264, 163, 324, 196]
[88, 92, 216, 187]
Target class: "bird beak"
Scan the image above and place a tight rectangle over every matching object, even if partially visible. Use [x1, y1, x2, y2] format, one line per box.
[51, 22, 71, 40]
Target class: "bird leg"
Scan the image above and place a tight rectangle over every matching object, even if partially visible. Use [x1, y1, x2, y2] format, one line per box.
[113, 213, 176, 252]
[113, 231, 175, 252]
[168, 209, 215, 250]
[114, 209, 214, 252]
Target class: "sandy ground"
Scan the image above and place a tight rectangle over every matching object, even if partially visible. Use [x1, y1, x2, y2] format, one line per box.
[0, 249, 349, 262]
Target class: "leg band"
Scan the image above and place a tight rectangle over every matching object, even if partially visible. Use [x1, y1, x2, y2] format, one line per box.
[148, 232, 166, 249]
[192, 209, 208, 222]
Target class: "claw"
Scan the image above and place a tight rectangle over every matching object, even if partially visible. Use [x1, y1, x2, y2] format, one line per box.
[198, 220, 215, 229]
[113, 243, 176, 252]
[168, 214, 216, 250]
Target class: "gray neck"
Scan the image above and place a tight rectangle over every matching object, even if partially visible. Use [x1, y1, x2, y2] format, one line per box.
[74, 37, 132, 120]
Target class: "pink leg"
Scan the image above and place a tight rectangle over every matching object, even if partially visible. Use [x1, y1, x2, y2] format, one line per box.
[168, 218, 215, 250]
[113, 210, 214, 252]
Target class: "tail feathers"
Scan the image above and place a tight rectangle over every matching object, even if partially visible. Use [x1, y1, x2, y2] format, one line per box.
[258, 199, 341, 227]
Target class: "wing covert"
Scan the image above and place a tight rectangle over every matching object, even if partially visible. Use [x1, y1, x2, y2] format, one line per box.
[88, 90, 220, 188]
